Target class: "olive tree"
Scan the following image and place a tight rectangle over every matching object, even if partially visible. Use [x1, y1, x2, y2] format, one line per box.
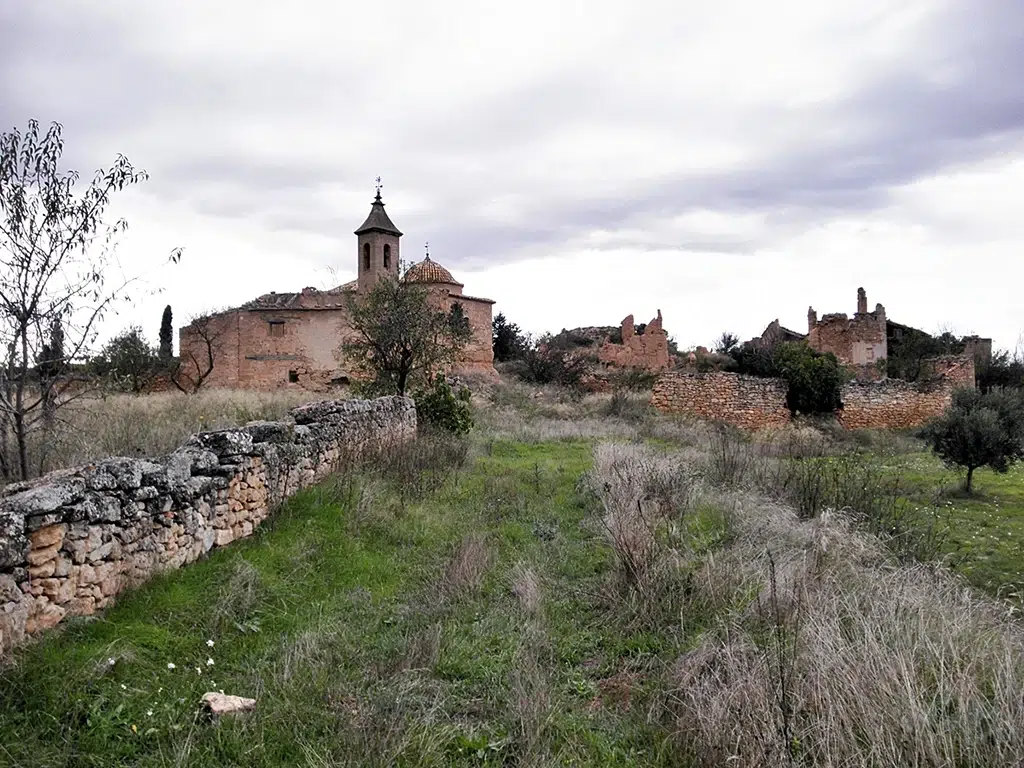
[922, 388, 1024, 494]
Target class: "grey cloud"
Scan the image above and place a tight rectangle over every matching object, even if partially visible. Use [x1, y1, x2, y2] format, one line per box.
[3, 1, 1024, 278]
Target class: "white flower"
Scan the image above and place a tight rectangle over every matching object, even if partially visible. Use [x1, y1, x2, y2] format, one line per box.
[195, 667, 202, 674]
[167, 663, 176, 670]
[206, 639, 215, 647]
[206, 658, 215, 666]
[147, 710, 153, 717]
[107, 657, 116, 666]
[120, 684, 127, 690]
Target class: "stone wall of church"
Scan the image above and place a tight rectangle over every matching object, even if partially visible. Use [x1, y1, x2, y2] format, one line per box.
[179, 308, 358, 393]
[0, 396, 416, 655]
[451, 296, 497, 377]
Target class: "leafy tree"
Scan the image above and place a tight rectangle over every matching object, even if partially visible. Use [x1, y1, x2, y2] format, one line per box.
[714, 331, 740, 355]
[922, 388, 1024, 493]
[0, 119, 179, 482]
[94, 326, 157, 393]
[342, 274, 473, 397]
[158, 304, 174, 363]
[886, 328, 967, 382]
[492, 311, 526, 362]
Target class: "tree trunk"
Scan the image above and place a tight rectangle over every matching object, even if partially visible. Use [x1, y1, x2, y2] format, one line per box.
[965, 466, 975, 494]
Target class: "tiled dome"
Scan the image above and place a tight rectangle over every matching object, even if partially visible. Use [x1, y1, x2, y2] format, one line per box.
[404, 256, 462, 286]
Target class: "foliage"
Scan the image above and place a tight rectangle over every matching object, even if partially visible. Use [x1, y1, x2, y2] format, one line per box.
[342, 274, 473, 396]
[158, 304, 174, 362]
[730, 341, 847, 415]
[713, 331, 739, 355]
[510, 335, 592, 392]
[921, 388, 1024, 493]
[978, 347, 1024, 393]
[886, 328, 966, 382]
[492, 312, 527, 362]
[413, 377, 474, 435]
[0, 119, 178, 482]
[92, 326, 158, 393]
[772, 342, 847, 416]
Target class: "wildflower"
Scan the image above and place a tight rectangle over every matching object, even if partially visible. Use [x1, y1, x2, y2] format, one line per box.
[167, 662, 176, 670]
[120, 684, 127, 690]
[131, 724, 138, 734]
[206, 657, 215, 666]
[195, 667, 202, 674]
[147, 710, 153, 717]
[108, 657, 116, 666]
[206, 639, 215, 647]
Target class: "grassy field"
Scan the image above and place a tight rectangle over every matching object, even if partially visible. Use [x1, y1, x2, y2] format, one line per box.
[2, 386, 1024, 766]
[880, 452, 1024, 600]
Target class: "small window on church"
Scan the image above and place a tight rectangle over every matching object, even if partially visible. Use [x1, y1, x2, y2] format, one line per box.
[288, 370, 299, 383]
[268, 320, 285, 338]
[383, 244, 391, 270]
[363, 243, 371, 272]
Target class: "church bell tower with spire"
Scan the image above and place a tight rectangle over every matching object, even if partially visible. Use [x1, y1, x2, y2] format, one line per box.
[354, 178, 402, 293]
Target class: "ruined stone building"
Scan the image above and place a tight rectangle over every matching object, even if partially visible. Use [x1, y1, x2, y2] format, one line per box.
[755, 287, 991, 383]
[597, 312, 671, 370]
[178, 190, 496, 390]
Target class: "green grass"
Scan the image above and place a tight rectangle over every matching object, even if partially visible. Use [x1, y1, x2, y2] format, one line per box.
[881, 451, 1024, 600]
[0, 438, 692, 767]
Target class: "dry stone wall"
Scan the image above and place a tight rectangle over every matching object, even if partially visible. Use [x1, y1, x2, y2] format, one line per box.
[0, 396, 416, 655]
[837, 379, 955, 429]
[652, 372, 791, 430]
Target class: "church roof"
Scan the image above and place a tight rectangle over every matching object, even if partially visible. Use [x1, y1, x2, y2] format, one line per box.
[354, 191, 403, 236]
[404, 256, 463, 287]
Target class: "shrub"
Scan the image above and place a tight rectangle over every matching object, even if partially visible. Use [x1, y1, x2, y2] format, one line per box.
[413, 378, 474, 435]
[492, 312, 527, 362]
[921, 388, 1024, 493]
[772, 342, 847, 416]
[512, 338, 592, 392]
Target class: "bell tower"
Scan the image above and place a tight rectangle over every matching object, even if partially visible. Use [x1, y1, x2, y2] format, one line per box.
[354, 178, 402, 293]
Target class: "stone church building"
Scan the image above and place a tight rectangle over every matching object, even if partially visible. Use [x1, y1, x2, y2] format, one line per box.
[178, 190, 496, 391]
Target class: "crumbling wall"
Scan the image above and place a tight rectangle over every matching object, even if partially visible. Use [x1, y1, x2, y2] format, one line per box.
[807, 288, 887, 380]
[652, 372, 791, 430]
[0, 396, 416, 654]
[598, 311, 671, 370]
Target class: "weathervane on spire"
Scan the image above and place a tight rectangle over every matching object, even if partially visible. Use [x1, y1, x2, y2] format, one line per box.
[374, 176, 383, 201]
[424, 241, 430, 261]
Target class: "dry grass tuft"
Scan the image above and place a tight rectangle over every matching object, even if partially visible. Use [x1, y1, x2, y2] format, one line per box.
[436, 532, 490, 603]
[588, 440, 1024, 766]
[21, 387, 318, 479]
[510, 562, 543, 617]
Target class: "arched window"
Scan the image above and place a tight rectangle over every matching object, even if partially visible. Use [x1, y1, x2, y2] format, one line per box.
[363, 243, 371, 272]
[383, 244, 391, 270]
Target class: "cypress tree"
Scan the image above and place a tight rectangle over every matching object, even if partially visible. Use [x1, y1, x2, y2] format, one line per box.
[158, 305, 173, 361]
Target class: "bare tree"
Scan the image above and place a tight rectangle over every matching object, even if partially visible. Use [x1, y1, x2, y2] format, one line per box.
[0, 119, 180, 483]
[171, 312, 225, 394]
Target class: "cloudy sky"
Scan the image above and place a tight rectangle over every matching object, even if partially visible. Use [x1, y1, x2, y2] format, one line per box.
[2, 0, 1023, 352]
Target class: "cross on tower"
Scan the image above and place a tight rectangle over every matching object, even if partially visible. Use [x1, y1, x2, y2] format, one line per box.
[424, 241, 430, 260]
[374, 176, 383, 200]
